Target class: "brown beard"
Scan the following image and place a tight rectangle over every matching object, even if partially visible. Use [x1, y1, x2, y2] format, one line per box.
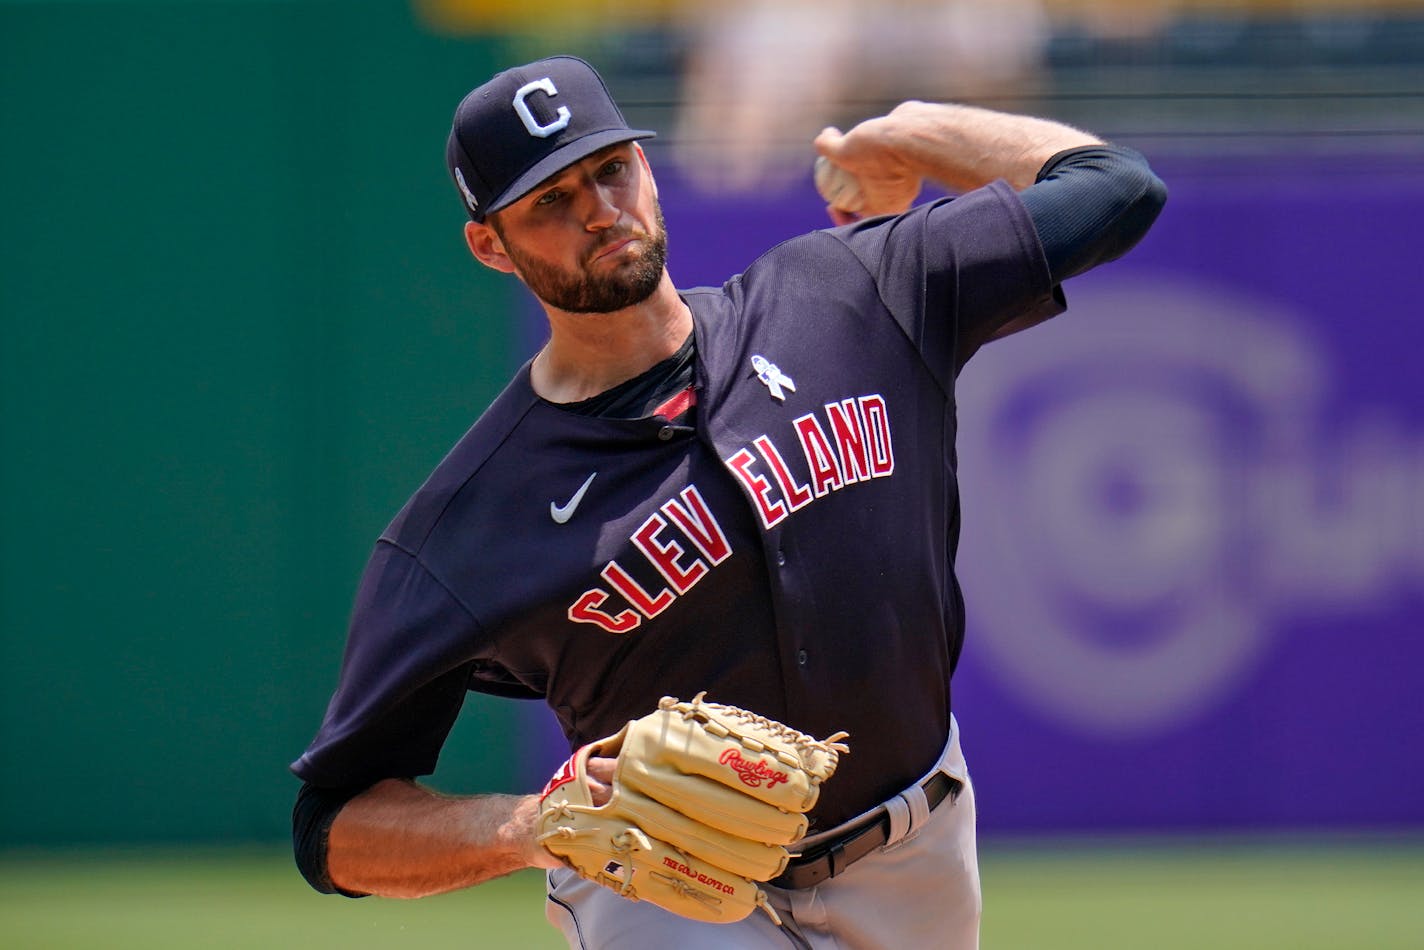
[498, 200, 669, 314]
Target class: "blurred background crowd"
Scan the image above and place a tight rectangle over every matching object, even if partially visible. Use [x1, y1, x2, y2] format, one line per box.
[425, 0, 1424, 183]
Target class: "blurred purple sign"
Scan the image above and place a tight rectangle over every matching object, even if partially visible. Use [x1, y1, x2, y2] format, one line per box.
[951, 155, 1424, 833]
[524, 153, 1424, 833]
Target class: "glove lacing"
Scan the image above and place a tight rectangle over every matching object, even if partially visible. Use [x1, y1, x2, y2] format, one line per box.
[661, 693, 851, 775]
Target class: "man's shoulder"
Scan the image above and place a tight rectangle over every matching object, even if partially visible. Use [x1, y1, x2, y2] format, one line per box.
[735, 210, 965, 288]
[748, 227, 856, 272]
[679, 229, 866, 308]
[381, 367, 540, 553]
[754, 184, 1035, 285]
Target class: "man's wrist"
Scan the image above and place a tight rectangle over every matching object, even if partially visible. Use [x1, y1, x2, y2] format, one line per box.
[504, 793, 562, 870]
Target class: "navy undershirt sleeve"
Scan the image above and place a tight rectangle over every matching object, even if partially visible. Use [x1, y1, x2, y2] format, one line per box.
[292, 781, 373, 897]
[1019, 144, 1168, 284]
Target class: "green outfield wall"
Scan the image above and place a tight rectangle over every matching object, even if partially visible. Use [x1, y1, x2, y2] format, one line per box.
[0, 1, 521, 846]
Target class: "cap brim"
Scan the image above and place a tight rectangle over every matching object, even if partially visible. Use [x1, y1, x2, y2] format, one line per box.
[483, 128, 656, 217]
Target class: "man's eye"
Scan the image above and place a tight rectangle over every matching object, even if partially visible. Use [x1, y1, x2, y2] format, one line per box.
[600, 160, 625, 177]
[535, 190, 563, 206]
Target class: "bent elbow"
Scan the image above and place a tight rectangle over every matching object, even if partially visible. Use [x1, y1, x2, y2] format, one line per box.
[1100, 166, 1168, 265]
[1137, 169, 1169, 233]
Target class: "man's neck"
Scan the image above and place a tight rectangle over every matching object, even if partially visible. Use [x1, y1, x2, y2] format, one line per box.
[530, 275, 692, 404]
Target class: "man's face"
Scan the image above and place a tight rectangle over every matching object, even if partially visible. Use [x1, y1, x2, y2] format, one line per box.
[489, 144, 668, 314]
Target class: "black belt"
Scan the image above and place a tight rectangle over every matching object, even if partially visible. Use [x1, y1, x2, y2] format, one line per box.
[770, 771, 962, 890]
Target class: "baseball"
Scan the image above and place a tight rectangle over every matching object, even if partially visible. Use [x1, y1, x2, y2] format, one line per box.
[814, 156, 866, 214]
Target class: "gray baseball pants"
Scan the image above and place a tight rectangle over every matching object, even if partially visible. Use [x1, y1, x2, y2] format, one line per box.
[544, 716, 980, 949]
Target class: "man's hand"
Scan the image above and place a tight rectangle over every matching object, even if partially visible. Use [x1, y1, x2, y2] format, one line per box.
[814, 116, 923, 224]
[586, 756, 615, 806]
[813, 100, 1103, 225]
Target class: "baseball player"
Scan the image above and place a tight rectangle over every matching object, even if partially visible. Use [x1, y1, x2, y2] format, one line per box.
[290, 55, 1165, 948]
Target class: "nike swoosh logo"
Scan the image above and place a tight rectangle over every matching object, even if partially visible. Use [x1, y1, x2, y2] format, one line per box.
[550, 472, 597, 524]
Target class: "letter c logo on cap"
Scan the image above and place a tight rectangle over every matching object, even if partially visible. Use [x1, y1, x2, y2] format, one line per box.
[513, 78, 572, 138]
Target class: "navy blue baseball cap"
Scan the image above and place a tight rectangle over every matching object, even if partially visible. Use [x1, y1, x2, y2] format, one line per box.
[445, 56, 655, 222]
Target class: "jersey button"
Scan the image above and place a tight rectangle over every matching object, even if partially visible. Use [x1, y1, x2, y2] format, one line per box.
[796, 649, 808, 666]
[657, 425, 675, 441]
[776, 549, 787, 566]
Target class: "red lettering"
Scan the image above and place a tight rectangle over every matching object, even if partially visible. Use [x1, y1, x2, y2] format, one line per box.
[860, 394, 894, 477]
[754, 435, 813, 512]
[631, 513, 707, 595]
[826, 399, 871, 483]
[661, 486, 732, 565]
[662, 855, 735, 894]
[568, 588, 641, 634]
[718, 747, 791, 789]
[725, 447, 787, 529]
[601, 560, 675, 619]
[793, 414, 844, 497]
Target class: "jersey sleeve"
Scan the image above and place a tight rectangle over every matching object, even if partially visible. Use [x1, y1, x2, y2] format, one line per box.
[831, 179, 1065, 382]
[289, 540, 482, 788]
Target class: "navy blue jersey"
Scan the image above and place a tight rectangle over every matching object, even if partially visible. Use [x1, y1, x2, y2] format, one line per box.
[292, 180, 1062, 832]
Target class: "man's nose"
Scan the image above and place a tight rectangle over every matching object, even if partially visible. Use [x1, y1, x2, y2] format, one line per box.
[581, 183, 620, 230]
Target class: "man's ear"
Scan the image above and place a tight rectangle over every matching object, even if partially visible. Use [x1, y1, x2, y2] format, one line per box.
[464, 219, 516, 274]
